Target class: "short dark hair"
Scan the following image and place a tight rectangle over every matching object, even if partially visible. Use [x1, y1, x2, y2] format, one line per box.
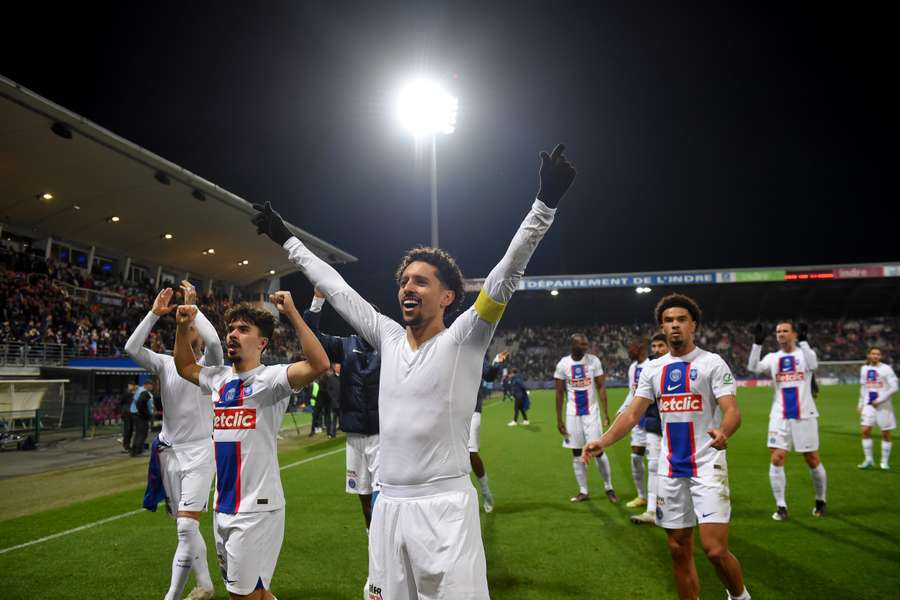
[867, 346, 881, 353]
[776, 320, 796, 332]
[395, 246, 465, 315]
[225, 303, 276, 341]
[654, 293, 702, 325]
[571, 333, 588, 342]
[651, 332, 668, 344]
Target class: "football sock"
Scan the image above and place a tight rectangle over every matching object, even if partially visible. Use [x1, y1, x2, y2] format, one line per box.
[572, 457, 588, 495]
[769, 464, 786, 507]
[862, 438, 874, 462]
[596, 453, 613, 491]
[810, 464, 827, 501]
[630, 453, 646, 498]
[881, 441, 892, 464]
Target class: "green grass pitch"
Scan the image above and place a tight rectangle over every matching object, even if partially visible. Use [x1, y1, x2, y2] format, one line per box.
[1, 384, 898, 599]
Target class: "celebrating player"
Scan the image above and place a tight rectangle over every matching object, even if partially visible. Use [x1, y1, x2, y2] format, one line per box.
[857, 346, 897, 470]
[555, 333, 617, 503]
[252, 143, 576, 599]
[583, 294, 750, 600]
[748, 321, 827, 519]
[125, 282, 222, 600]
[174, 294, 329, 600]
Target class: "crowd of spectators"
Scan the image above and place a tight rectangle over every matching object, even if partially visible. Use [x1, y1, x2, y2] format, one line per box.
[493, 317, 900, 382]
[0, 244, 300, 361]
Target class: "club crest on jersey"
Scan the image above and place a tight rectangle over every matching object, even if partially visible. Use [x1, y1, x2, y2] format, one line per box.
[689, 368, 698, 380]
[866, 369, 880, 385]
[779, 356, 796, 373]
[669, 369, 683, 383]
[570, 364, 591, 387]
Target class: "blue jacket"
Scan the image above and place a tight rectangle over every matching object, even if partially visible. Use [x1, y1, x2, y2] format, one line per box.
[508, 375, 528, 400]
[640, 400, 661, 435]
[303, 309, 380, 435]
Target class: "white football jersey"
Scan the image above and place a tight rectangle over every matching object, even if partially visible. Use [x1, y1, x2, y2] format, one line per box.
[635, 347, 736, 478]
[618, 358, 651, 414]
[554, 354, 604, 417]
[859, 363, 898, 409]
[748, 342, 818, 420]
[200, 364, 294, 513]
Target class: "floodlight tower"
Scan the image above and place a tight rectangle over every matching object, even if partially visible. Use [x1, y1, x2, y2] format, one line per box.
[396, 79, 458, 247]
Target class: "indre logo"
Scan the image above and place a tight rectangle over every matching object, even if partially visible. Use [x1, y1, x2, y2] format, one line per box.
[775, 372, 805, 383]
[660, 394, 703, 412]
[214, 408, 257, 429]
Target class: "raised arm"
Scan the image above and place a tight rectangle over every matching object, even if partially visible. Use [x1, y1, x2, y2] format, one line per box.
[174, 305, 201, 386]
[180, 280, 223, 367]
[252, 201, 384, 348]
[302, 291, 345, 363]
[270, 291, 330, 389]
[796, 323, 818, 371]
[747, 323, 768, 374]
[124, 288, 176, 374]
[471, 144, 575, 326]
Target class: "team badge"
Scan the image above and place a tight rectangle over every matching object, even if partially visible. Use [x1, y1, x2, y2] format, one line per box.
[689, 368, 698, 380]
[348, 479, 357, 489]
[225, 388, 236, 402]
[656, 507, 664, 521]
[669, 369, 682, 382]
[244, 384, 252, 396]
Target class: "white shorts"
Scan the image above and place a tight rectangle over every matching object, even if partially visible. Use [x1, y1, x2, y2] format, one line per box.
[656, 453, 730, 529]
[159, 438, 215, 517]
[861, 404, 896, 431]
[563, 413, 602, 449]
[214, 509, 285, 595]
[768, 416, 820, 452]
[467, 412, 482, 453]
[347, 433, 380, 495]
[630, 424, 647, 448]
[368, 477, 488, 600]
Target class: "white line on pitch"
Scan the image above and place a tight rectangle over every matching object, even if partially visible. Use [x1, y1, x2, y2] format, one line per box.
[0, 446, 345, 555]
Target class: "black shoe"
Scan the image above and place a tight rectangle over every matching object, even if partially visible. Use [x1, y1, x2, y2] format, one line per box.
[813, 500, 826, 517]
[605, 489, 620, 504]
[772, 506, 788, 521]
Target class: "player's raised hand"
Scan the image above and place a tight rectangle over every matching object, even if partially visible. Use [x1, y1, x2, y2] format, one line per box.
[180, 280, 197, 306]
[176, 304, 198, 326]
[753, 323, 766, 345]
[797, 322, 809, 342]
[152, 288, 177, 316]
[270, 291, 297, 315]
[251, 201, 292, 245]
[494, 351, 510, 364]
[537, 143, 577, 208]
[707, 428, 728, 450]
[581, 439, 604, 464]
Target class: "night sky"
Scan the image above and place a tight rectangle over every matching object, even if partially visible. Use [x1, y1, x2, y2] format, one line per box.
[3, 2, 896, 323]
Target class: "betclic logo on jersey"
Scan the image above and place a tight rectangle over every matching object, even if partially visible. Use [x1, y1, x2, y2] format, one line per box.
[775, 372, 805, 383]
[659, 393, 703, 413]
[214, 407, 257, 429]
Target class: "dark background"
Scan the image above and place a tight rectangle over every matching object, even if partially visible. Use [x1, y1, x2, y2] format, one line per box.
[3, 1, 896, 331]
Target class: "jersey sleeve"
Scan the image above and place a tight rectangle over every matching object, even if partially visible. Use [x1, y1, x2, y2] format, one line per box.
[746, 344, 767, 375]
[554, 359, 567, 381]
[124, 312, 167, 375]
[449, 199, 557, 348]
[885, 366, 899, 400]
[264, 365, 296, 404]
[635, 364, 657, 401]
[593, 355, 604, 377]
[710, 357, 738, 400]
[195, 309, 224, 367]
[283, 236, 401, 349]
[798, 341, 818, 371]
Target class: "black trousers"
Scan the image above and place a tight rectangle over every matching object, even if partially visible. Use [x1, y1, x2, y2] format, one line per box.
[122, 412, 134, 450]
[514, 396, 528, 421]
[131, 417, 150, 456]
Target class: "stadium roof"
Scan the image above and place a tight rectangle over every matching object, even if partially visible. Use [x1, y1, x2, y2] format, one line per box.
[0, 76, 355, 287]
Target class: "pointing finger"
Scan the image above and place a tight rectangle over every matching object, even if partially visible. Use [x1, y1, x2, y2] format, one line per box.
[548, 143, 566, 163]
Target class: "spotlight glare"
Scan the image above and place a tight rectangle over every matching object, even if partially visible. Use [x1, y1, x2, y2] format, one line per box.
[162, 233, 174, 240]
[550, 289, 559, 296]
[635, 286, 652, 294]
[206, 248, 215, 254]
[242, 259, 249, 265]
[396, 79, 458, 137]
[41, 193, 53, 200]
[269, 269, 276, 275]
[109, 216, 120, 223]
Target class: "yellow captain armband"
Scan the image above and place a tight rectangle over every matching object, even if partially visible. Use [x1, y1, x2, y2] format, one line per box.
[474, 289, 507, 324]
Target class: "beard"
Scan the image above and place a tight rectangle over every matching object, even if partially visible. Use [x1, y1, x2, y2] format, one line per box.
[402, 313, 424, 328]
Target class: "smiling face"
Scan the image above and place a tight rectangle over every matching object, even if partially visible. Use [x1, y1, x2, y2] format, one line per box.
[397, 261, 455, 328]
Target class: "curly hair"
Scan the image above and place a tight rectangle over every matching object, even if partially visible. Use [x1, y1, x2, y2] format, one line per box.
[224, 303, 276, 343]
[395, 246, 466, 315]
[654, 293, 702, 325]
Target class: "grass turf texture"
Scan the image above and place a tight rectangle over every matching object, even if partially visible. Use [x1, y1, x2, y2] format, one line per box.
[1, 384, 897, 599]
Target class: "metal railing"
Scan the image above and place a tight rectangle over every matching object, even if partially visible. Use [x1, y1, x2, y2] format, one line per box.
[0, 341, 128, 367]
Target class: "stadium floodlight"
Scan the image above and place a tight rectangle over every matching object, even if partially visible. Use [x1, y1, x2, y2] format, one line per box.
[396, 78, 458, 247]
[41, 192, 53, 200]
[108, 216, 120, 223]
[269, 269, 276, 275]
[635, 286, 652, 294]
[550, 289, 560, 296]
[396, 79, 458, 137]
[162, 233, 174, 240]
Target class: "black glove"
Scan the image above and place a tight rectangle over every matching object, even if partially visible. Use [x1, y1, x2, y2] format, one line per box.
[753, 323, 766, 345]
[797, 322, 809, 342]
[537, 143, 577, 208]
[251, 201, 292, 246]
